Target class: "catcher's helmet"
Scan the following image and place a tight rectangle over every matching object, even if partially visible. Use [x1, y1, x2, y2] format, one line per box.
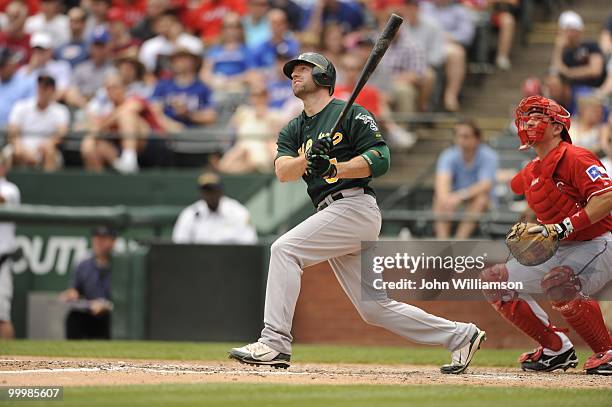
[514, 95, 571, 150]
[283, 52, 336, 96]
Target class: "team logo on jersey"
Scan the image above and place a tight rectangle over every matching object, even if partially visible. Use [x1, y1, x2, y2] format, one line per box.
[355, 112, 379, 131]
[586, 165, 610, 181]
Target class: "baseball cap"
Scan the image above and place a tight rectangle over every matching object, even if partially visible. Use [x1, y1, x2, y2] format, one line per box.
[30, 32, 53, 49]
[197, 172, 223, 190]
[37, 74, 56, 88]
[91, 27, 111, 44]
[91, 225, 118, 238]
[559, 11, 584, 31]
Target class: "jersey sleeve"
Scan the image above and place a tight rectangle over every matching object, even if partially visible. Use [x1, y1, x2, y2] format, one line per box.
[346, 105, 386, 154]
[276, 118, 300, 159]
[436, 148, 454, 175]
[571, 151, 612, 201]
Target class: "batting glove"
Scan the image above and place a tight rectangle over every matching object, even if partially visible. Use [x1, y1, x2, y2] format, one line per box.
[307, 137, 333, 160]
[307, 154, 337, 178]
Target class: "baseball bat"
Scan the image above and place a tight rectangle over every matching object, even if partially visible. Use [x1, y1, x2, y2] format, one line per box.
[328, 13, 403, 138]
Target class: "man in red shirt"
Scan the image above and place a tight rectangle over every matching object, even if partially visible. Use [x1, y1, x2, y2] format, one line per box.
[0, 2, 31, 66]
[482, 95, 612, 375]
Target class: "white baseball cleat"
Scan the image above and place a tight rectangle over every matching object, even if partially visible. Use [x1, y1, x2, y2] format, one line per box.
[440, 328, 486, 374]
[229, 341, 291, 369]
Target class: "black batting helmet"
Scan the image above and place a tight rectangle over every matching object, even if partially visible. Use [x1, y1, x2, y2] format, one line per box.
[283, 52, 336, 96]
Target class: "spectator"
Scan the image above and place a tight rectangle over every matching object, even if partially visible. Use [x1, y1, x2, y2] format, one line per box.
[184, 0, 246, 46]
[0, 47, 35, 127]
[24, 0, 69, 47]
[547, 11, 606, 109]
[336, 52, 417, 149]
[600, 12, 611, 56]
[269, 0, 303, 31]
[8, 75, 69, 171]
[84, 0, 111, 39]
[112, 0, 147, 29]
[65, 28, 116, 108]
[265, 49, 296, 112]
[201, 13, 253, 91]
[489, 0, 519, 70]
[138, 10, 203, 76]
[318, 21, 344, 67]
[54, 7, 89, 67]
[433, 119, 498, 239]
[130, 0, 170, 42]
[59, 226, 117, 340]
[252, 8, 299, 70]
[0, 151, 19, 339]
[150, 48, 217, 132]
[107, 7, 140, 60]
[0, 1, 31, 66]
[81, 73, 164, 173]
[569, 95, 606, 154]
[217, 84, 284, 173]
[172, 172, 258, 244]
[306, 0, 365, 34]
[115, 56, 150, 97]
[421, 0, 474, 112]
[243, 0, 271, 48]
[16, 32, 72, 97]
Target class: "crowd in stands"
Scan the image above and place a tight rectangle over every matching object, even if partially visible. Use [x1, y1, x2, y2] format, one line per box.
[0, 0, 536, 174]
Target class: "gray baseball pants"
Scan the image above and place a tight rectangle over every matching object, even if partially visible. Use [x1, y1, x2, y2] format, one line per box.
[259, 188, 477, 354]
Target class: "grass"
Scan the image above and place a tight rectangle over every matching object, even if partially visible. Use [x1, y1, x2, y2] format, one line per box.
[0, 340, 596, 368]
[1, 384, 610, 407]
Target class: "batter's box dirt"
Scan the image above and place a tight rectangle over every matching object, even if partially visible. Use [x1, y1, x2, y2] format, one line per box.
[0, 357, 608, 388]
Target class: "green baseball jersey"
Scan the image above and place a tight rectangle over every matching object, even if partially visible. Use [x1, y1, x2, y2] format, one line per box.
[276, 99, 388, 207]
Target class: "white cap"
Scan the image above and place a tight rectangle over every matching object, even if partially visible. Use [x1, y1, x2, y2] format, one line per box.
[559, 11, 584, 31]
[30, 32, 53, 49]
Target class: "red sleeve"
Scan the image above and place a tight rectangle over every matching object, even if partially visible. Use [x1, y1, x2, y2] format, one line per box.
[510, 171, 525, 195]
[570, 149, 612, 202]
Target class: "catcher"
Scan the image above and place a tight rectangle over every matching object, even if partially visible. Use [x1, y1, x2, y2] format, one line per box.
[482, 95, 612, 375]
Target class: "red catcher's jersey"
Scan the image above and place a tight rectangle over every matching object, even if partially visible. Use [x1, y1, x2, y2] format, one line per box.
[511, 142, 612, 241]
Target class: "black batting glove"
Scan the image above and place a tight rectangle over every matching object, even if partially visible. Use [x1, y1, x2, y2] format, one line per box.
[307, 154, 337, 178]
[307, 136, 333, 159]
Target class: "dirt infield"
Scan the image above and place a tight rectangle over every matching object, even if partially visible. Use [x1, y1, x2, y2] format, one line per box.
[0, 356, 608, 388]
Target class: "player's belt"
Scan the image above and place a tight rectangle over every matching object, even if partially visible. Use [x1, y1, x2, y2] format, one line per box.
[317, 188, 366, 211]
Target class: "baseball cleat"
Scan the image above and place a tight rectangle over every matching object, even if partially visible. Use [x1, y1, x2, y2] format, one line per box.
[440, 328, 486, 374]
[519, 346, 578, 372]
[228, 341, 291, 369]
[584, 350, 612, 375]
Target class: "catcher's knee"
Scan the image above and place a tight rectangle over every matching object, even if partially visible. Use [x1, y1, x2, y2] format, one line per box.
[480, 264, 513, 307]
[541, 266, 582, 308]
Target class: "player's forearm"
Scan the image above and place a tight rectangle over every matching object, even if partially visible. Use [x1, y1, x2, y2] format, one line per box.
[275, 156, 308, 182]
[460, 180, 493, 200]
[334, 156, 372, 179]
[584, 191, 612, 224]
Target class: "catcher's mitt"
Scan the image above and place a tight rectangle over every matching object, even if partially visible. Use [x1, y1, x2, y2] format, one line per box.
[505, 222, 560, 266]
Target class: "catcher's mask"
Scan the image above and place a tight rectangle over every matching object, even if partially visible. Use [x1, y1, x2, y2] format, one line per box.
[283, 52, 336, 96]
[514, 95, 571, 151]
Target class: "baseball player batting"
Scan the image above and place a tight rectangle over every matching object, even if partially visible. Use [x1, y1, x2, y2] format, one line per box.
[481, 95, 612, 375]
[228, 51, 486, 374]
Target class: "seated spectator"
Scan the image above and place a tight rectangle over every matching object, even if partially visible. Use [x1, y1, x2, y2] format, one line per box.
[8, 75, 69, 171]
[115, 56, 150, 97]
[107, 7, 140, 60]
[490, 0, 519, 70]
[569, 95, 606, 154]
[80, 73, 162, 173]
[217, 84, 284, 173]
[64, 28, 116, 108]
[0, 151, 19, 339]
[201, 13, 253, 91]
[601, 12, 612, 56]
[0, 1, 31, 66]
[243, 0, 271, 48]
[421, 0, 475, 112]
[15, 32, 72, 97]
[546, 11, 606, 110]
[130, 0, 171, 42]
[59, 225, 117, 340]
[252, 8, 300, 71]
[265, 49, 296, 113]
[138, 10, 203, 76]
[172, 172, 258, 244]
[305, 0, 365, 34]
[84, 0, 111, 39]
[24, 0, 69, 47]
[336, 53, 417, 149]
[0, 47, 35, 127]
[54, 7, 89, 67]
[318, 21, 345, 67]
[433, 119, 498, 239]
[150, 48, 217, 132]
[184, 0, 246, 46]
[269, 0, 304, 31]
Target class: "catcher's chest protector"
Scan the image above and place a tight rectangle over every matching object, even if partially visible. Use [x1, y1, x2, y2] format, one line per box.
[521, 146, 581, 224]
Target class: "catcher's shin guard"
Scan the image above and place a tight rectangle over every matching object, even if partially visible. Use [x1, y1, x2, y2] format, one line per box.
[481, 264, 563, 351]
[543, 266, 612, 354]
